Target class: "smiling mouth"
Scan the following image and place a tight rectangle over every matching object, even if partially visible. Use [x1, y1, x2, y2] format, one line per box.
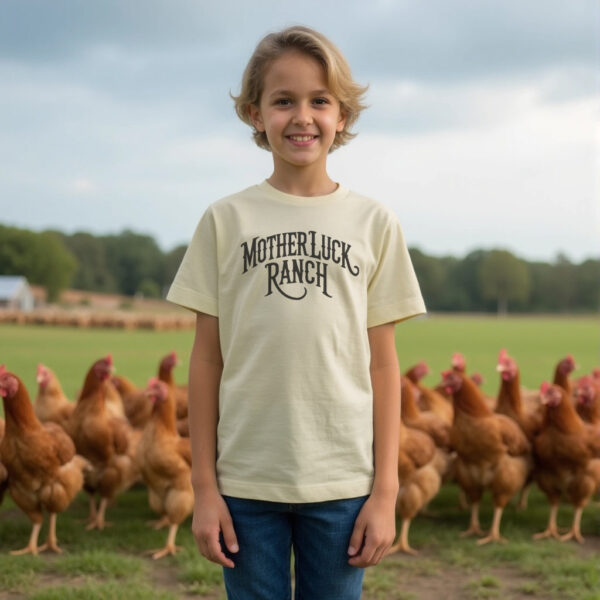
[287, 135, 318, 142]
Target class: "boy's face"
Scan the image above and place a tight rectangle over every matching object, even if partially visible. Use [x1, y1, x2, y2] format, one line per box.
[248, 51, 346, 174]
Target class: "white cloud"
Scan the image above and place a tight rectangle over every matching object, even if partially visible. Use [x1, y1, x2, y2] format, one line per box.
[67, 178, 97, 195]
[328, 90, 598, 261]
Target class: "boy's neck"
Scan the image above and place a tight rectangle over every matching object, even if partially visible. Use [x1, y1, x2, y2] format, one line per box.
[267, 167, 338, 197]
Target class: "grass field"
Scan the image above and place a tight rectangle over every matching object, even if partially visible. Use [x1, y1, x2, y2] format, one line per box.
[1, 314, 598, 400]
[0, 315, 599, 599]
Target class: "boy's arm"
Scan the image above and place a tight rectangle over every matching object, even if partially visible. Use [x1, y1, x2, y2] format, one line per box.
[348, 321, 400, 567]
[188, 312, 239, 567]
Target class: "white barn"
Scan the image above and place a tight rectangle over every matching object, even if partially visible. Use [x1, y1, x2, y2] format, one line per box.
[0, 276, 35, 311]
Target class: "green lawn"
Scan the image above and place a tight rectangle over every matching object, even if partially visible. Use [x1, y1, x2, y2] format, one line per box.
[1, 314, 597, 400]
[395, 313, 598, 393]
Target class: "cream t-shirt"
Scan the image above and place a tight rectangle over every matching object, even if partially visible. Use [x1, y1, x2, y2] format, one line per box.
[167, 180, 426, 502]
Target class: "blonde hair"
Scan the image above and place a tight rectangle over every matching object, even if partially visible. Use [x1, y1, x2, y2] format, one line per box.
[232, 26, 368, 152]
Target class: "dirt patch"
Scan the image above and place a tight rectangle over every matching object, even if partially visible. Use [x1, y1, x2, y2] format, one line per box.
[363, 553, 543, 600]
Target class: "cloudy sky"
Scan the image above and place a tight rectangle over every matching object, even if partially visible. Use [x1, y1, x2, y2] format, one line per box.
[1, 0, 598, 261]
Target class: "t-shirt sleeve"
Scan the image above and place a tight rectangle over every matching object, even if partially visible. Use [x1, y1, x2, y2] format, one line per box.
[166, 206, 219, 316]
[366, 214, 426, 328]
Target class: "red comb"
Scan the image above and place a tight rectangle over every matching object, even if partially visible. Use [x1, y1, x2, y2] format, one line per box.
[441, 369, 452, 379]
[147, 377, 159, 387]
[471, 373, 484, 385]
[540, 382, 550, 395]
[577, 375, 593, 387]
[0, 365, 6, 377]
[498, 349, 508, 362]
[451, 353, 466, 369]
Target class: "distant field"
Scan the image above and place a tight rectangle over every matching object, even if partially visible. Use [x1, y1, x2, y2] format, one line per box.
[0, 314, 597, 403]
[395, 313, 599, 393]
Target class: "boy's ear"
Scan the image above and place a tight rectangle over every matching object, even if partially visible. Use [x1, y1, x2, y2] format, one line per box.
[336, 107, 347, 133]
[248, 104, 265, 132]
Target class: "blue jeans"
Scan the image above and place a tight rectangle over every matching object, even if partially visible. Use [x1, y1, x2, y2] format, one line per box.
[221, 495, 368, 600]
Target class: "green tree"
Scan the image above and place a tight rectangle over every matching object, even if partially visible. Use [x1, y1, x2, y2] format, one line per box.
[574, 259, 600, 312]
[479, 249, 530, 315]
[0, 226, 77, 301]
[455, 250, 492, 311]
[103, 230, 165, 296]
[59, 232, 117, 293]
[136, 278, 161, 298]
[551, 253, 577, 312]
[527, 261, 554, 312]
[409, 247, 447, 309]
[163, 244, 187, 295]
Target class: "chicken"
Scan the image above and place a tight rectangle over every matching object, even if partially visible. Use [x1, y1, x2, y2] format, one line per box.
[401, 376, 451, 451]
[68, 355, 140, 530]
[434, 353, 495, 410]
[518, 355, 578, 411]
[404, 362, 453, 426]
[386, 423, 442, 555]
[104, 379, 127, 421]
[0, 366, 88, 554]
[112, 374, 153, 429]
[157, 351, 189, 436]
[573, 376, 600, 460]
[0, 417, 7, 506]
[553, 355, 577, 395]
[494, 349, 543, 509]
[404, 361, 429, 387]
[113, 352, 187, 432]
[532, 382, 600, 543]
[495, 350, 543, 441]
[434, 353, 467, 400]
[34, 364, 74, 431]
[574, 376, 600, 427]
[137, 378, 193, 559]
[442, 369, 531, 544]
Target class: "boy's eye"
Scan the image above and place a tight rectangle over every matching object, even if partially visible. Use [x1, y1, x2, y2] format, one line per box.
[313, 98, 329, 105]
[274, 98, 292, 106]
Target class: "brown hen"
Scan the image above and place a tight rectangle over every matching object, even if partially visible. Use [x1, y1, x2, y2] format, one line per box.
[0, 366, 88, 554]
[137, 378, 193, 559]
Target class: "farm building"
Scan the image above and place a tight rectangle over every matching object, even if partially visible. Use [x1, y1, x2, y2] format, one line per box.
[0, 275, 35, 310]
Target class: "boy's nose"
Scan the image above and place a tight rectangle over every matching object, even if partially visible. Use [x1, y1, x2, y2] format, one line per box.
[292, 104, 313, 126]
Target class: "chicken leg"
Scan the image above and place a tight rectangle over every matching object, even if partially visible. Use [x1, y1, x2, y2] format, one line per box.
[559, 507, 585, 543]
[517, 483, 532, 510]
[476, 506, 508, 545]
[533, 503, 561, 540]
[86, 497, 112, 530]
[145, 523, 182, 560]
[460, 501, 485, 537]
[10, 522, 43, 555]
[146, 515, 170, 530]
[386, 518, 418, 555]
[39, 513, 63, 554]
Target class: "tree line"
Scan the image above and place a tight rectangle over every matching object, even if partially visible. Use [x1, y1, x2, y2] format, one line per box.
[0, 224, 597, 313]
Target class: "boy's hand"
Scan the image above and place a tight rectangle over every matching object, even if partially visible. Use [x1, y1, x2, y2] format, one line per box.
[192, 486, 239, 568]
[347, 491, 397, 567]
